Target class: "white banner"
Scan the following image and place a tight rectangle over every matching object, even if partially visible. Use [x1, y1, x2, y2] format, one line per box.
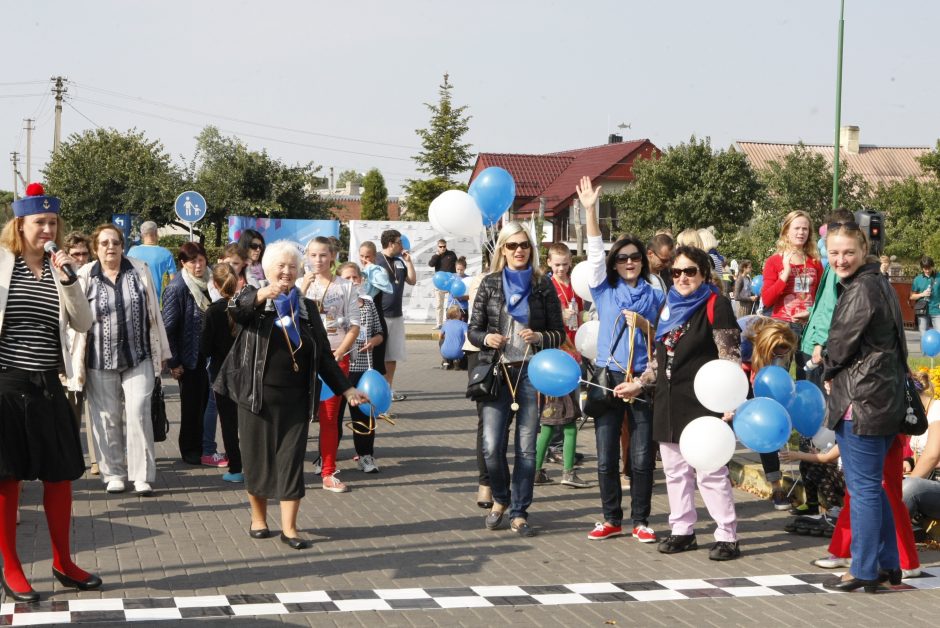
[349, 221, 484, 323]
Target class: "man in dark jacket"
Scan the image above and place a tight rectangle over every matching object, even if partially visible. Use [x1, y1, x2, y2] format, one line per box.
[429, 239, 458, 329]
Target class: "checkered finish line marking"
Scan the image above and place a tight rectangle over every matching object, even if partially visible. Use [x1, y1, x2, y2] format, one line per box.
[2, 571, 937, 624]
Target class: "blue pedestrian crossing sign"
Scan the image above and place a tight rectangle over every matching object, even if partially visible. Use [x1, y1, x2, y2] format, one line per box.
[175, 191, 207, 223]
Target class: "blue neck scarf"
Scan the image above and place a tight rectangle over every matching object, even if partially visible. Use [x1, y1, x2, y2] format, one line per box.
[613, 277, 658, 319]
[655, 282, 717, 340]
[273, 288, 302, 349]
[502, 267, 533, 325]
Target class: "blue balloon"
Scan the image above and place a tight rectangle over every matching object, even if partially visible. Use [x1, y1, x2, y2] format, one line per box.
[734, 397, 793, 453]
[753, 365, 796, 407]
[358, 368, 392, 416]
[751, 274, 764, 296]
[318, 377, 335, 401]
[449, 276, 467, 298]
[527, 349, 581, 397]
[922, 329, 940, 358]
[787, 380, 826, 437]
[400, 234, 411, 251]
[433, 271, 454, 291]
[469, 167, 516, 226]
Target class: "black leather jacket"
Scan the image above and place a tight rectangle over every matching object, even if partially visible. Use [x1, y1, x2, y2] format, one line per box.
[467, 271, 566, 363]
[213, 287, 351, 419]
[824, 263, 905, 436]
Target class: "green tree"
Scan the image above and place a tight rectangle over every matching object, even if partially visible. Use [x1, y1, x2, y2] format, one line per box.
[335, 169, 362, 190]
[610, 135, 761, 240]
[0, 190, 13, 222]
[727, 143, 871, 262]
[918, 140, 940, 181]
[402, 177, 465, 222]
[404, 73, 473, 221]
[43, 128, 182, 230]
[869, 177, 940, 262]
[360, 169, 389, 220]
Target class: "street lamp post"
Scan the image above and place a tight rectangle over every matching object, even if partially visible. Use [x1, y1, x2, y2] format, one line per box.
[832, 0, 846, 210]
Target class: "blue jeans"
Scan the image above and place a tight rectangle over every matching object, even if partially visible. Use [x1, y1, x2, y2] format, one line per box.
[202, 362, 218, 456]
[595, 379, 654, 527]
[835, 421, 899, 580]
[479, 363, 539, 521]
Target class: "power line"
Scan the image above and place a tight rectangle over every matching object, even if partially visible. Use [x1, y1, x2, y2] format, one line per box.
[0, 81, 48, 86]
[68, 95, 414, 162]
[65, 101, 102, 129]
[0, 93, 47, 99]
[70, 81, 419, 150]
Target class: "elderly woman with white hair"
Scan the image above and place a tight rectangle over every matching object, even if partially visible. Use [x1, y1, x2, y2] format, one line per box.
[214, 241, 368, 549]
[467, 222, 566, 537]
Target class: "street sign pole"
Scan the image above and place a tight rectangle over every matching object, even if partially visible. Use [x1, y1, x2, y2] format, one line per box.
[174, 190, 207, 244]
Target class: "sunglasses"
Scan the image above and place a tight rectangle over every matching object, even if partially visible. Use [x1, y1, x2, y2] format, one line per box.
[671, 266, 699, 279]
[504, 241, 531, 251]
[98, 239, 123, 247]
[248, 243, 263, 251]
[615, 252, 643, 263]
[69, 250, 90, 257]
[827, 221, 860, 231]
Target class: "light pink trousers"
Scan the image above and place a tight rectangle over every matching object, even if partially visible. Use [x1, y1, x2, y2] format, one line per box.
[659, 442, 738, 542]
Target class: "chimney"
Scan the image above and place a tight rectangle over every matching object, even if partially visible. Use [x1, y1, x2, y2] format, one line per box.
[608, 133, 623, 144]
[839, 125, 860, 155]
[344, 181, 353, 195]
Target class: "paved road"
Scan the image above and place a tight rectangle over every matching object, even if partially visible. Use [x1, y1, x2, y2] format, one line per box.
[10, 339, 940, 626]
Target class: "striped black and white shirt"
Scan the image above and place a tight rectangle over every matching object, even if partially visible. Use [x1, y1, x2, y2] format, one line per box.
[0, 257, 62, 371]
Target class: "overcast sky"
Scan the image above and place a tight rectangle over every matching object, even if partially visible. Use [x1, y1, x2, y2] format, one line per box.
[2, 0, 938, 197]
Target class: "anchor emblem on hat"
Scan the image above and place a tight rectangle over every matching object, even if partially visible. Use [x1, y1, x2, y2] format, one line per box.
[42, 200, 50, 209]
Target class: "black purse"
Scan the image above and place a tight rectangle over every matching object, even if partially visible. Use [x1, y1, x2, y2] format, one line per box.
[901, 374, 929, 436]
[466, 354, 503, 402]
[151, 376, 170, 442]
[583, 321, 630, 418]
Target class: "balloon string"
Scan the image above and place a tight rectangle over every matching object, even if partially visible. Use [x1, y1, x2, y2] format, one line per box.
[579, 378, 649, 404]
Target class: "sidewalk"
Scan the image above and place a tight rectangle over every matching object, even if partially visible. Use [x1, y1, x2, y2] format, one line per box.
[8, 340, 940, 626]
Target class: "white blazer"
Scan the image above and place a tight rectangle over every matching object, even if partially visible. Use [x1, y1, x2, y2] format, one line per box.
[0, 246, 93, 379]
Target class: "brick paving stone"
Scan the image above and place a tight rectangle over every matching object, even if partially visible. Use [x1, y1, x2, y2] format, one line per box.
[9, 339, 940, 624]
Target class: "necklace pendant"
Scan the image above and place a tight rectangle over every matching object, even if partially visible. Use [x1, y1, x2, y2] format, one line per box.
[510, 402, 520, 412]
[292, 363, 299, 372]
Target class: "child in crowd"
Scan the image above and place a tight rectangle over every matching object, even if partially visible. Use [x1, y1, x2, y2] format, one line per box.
[439, 305, 468, 370]
[780, 440, 843, 535]
[337, 263, 386, 474]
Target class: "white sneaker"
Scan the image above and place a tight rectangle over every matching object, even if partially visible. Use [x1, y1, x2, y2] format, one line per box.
[133, 481, 154, 496]
[106, 479, 125, 494]
[902, 568, 922, 579]
[358, 455, 379, 473]
[812, 555, 851, 569]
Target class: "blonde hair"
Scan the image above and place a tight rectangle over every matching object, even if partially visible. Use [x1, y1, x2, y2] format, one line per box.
[776, 210, 818, 259]
[676, 228, 703, 250]
[0, 215, 65, 256]
[490, 221, 541, 280]
[746, 317, 798, 373]
[446, 305, 463, 320]
[698, 228, 718, 251]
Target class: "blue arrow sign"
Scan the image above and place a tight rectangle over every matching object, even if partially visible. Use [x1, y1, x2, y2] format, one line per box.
[175, 191, 207, 223]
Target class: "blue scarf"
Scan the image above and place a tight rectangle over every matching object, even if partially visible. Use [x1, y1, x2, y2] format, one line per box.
[502, 267, 532, 325]
[594, 278, 663, 373]
[655, 282, 717, 340]
[273, 288, 302, 349]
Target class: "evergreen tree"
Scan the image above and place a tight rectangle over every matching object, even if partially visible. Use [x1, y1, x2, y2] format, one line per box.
[360, 168, 389, 220]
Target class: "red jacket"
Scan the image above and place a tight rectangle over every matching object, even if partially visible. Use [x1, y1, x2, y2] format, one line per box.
[761, 253, 823, 323]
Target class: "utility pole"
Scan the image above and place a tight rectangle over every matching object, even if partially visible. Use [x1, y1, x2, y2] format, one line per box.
[51, 76, 68, 155]
[832, 0, 845, 210]
[23, 118, 34, 182]
[10, 152, 20, 198]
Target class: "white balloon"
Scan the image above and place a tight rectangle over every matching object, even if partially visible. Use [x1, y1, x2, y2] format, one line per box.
[693, 359, 749, 413]
[575, 319, 600, 361]
[429, 190, 483, 237]
[812, 425, 837, 453]
[679, 416, 738, 474]
[570, 261, 594, 302]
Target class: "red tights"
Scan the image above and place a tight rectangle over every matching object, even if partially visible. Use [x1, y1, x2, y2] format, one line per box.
[318, 355, 350, 478]
[0, 479, 90, 593]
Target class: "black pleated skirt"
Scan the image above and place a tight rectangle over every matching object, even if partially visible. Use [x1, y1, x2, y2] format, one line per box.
[0, 366, 85, 482]
[238, 384, 310, 501]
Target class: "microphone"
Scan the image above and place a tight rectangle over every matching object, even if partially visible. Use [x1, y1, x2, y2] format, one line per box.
[43, 241, 78, 282]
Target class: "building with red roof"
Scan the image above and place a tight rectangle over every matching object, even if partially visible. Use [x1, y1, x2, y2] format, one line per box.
[469, 136, 660, 245]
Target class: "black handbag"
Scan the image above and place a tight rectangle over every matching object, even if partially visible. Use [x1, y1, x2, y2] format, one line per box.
[151, 376, 170, 442]
[583, 321, 631, 418]
[466, 355, 503, 402]
[900, 374, 929, 436]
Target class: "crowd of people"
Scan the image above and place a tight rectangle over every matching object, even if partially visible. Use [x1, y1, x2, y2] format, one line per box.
[0, 179, 937, 602]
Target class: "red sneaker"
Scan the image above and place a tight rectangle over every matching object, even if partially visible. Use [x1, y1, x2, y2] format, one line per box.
[587, 522, 624, 540]
[632, 525, 658, 543]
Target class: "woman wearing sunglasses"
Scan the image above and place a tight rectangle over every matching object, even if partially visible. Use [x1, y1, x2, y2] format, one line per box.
[237, 229, 267, 288]
[618, 244, 743, 560]
[575, 177, 664, 543]
[468, 222, 566, 537]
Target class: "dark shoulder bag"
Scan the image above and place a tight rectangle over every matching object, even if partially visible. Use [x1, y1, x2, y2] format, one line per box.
[876, 278, 928, 436]
[467, 352, 503, 402]
[152, 377, 170, 442]
[583, 321, 630, 418]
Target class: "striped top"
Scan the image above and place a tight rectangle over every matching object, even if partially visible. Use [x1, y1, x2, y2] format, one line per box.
[350, 296, 381, 373]
[0, 257, 62, 370]
[85, 258, 151, 371]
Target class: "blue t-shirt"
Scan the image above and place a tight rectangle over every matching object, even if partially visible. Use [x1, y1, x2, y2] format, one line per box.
[127, 244, 176, 302]
[440, 319, 468, 361]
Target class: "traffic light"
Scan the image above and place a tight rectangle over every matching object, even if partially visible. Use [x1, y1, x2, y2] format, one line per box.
[854, 209, 884, 256]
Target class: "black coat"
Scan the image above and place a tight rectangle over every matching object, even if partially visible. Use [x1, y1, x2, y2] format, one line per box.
[467, 271, 565, 364]
[213, 287, 352, 420]
[651, 295, 738, 444]
[824, 263, 905, 436]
